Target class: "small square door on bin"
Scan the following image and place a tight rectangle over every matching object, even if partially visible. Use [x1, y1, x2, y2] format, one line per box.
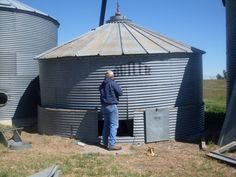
[144, 108, 169, 143]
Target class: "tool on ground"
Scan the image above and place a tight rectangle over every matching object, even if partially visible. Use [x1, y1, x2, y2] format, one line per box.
[146, 147, 157, 157]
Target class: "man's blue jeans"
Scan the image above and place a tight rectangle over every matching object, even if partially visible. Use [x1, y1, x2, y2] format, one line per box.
[102, 104, 119, 148]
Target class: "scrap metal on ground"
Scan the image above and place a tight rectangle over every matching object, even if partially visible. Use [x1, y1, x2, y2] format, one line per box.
[0, 127, 32, 150]
[207, 141, 236, 165]
[29, 165, 60, 177]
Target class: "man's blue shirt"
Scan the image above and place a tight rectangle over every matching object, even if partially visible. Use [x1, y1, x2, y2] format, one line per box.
[99, 78, 123, 106]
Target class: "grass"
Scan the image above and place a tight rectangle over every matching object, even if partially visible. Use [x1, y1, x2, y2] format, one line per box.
[0, 124, 13, 132]
[203, 79, 226, 143]
[203, 79, 226, 113]
[0, 147, 150, 177]
[0, 79, 232, 177]
[0, 137, 236, 177]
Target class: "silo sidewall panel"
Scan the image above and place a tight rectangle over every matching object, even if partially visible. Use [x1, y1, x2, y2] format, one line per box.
[39, 55, 203, 113]
[0, 9, 58, 123]
[39, 54, 203, 141]
[226, 0, 236, 102]
[38, 106, 99, 143]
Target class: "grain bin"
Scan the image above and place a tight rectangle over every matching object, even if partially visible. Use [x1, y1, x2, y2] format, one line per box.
[0, 0, 59, 126]
[37, 13, 205, 143]
[223, 0, 236, 103]
[218, 0, 236, 146]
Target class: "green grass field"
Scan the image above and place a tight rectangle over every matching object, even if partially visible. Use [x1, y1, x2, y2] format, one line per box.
[203, 79, 226, 143]
[203, 79, 226, 113]
[0, 79, 231, 177]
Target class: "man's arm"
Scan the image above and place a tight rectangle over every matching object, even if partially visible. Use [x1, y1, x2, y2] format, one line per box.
[112, 81, 123, 96]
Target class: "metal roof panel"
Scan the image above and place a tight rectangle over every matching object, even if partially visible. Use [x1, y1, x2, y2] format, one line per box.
[37, 15, 205, 59]
[0, 0, 47, 16]
[123, 23, 168, 54]
[98, 23, 123, 56]
[119, 23, 146, 54]
[0, 0, 59, 26]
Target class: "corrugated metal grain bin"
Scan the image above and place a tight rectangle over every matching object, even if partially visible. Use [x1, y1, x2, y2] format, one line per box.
[223, 0, 236, 103]
[37, 14, 205, 143]
[217, 0, 236, 146]
[0, 0, 59, 126]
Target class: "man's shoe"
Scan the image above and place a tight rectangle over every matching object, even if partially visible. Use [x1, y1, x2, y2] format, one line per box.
[108, 145, 122, 151]
[100, 144, 108, 150]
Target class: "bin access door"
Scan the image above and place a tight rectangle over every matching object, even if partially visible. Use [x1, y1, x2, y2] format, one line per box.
[144, 108, 169, 143]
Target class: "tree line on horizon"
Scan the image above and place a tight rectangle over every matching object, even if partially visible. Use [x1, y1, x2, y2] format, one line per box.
[216, 70, 227, 80]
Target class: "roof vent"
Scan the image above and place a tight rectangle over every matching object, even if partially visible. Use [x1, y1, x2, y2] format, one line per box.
[106, 2, 131, 23]
[115, 1, 121, 16]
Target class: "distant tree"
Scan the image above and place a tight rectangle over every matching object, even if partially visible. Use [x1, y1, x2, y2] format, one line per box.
[216, 73, 224, 80]
[216, 70, 227, 80]
[223, 69, 227, 79]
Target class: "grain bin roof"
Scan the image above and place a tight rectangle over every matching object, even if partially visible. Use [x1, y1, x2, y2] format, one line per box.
[37, 15, 205, 60]
[0, 0, 59, 26]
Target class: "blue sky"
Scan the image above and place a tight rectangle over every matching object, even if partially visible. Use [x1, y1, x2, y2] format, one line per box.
[21, 0, 226, 78]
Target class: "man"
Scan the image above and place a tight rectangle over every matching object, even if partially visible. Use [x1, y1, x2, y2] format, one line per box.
[99, 70, 123, 150]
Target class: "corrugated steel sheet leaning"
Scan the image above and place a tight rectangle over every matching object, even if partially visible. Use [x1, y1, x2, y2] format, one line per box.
[37, 14, 205, 143]
[218, 80, 236, 146]
[0, 0, 59, 125]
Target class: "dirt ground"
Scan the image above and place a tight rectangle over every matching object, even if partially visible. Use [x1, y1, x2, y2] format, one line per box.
[1, 132, 236, 177]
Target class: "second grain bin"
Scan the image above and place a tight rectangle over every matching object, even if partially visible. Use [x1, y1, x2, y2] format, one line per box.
[223, 0, 236, 103]
[37, 13, 205, 143]
[0, 0, 59, 126]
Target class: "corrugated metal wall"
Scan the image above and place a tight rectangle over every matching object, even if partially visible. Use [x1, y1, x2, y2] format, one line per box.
[39, 54, 202, 110]
[218, 0, 236, 146]
[38, 105, 204, 143]
[38, 53, 204, 141]
[38, 106, 99, 143]
[0, 9, 58, 124]
[226, 0, 236, 103]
